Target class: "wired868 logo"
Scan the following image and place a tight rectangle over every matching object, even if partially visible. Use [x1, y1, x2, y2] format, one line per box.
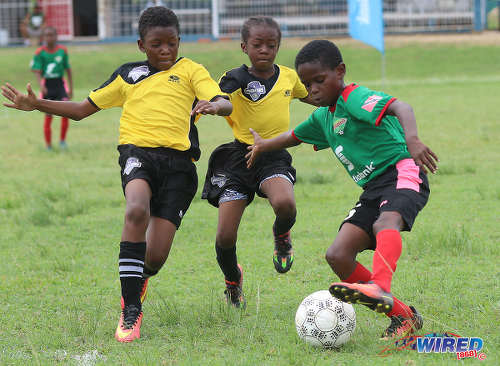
[379, 332, 487, 360]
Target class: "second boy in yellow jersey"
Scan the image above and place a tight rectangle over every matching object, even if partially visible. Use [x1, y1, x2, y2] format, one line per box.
[202, 16, 315, 308]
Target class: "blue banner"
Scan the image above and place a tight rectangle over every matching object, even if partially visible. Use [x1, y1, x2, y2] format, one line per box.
[348, 0, 385, 54]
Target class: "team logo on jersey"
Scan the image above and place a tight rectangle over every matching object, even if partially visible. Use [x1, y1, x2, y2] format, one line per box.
[55, 56, 62, 63]
[168, 75, 180, 83]
[123, 157, 142, 175]
[333, 118, 347, 135]
[244, 81, 266, 101]
[361, 95, 383, 112]
[128, 65, 150, 82]
[284, 89, 291, 97]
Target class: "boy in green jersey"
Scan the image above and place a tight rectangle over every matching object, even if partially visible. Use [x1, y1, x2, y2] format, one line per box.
[31, 26, 73, 149]
[246, 40, 439, 339]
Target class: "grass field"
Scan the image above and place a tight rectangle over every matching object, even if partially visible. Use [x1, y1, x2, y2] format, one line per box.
[0, 33, 499, 365]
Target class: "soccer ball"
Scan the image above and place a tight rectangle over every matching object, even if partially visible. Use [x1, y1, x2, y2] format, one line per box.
[295, 290, 356, 348]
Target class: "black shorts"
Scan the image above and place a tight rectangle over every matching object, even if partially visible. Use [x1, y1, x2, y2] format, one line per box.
[43, 78, 68, 101]
[118, 144, 198, 228]
[202, 139, 296, 207]
[340, 159, 430, 249]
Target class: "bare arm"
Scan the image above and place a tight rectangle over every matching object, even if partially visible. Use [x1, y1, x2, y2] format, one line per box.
[2, 82, 98, 121]
[191, 96, 232, 116]
[386, 99, 439, 174]
[65, 68, 73, 99]
[245, 128, 301, 168]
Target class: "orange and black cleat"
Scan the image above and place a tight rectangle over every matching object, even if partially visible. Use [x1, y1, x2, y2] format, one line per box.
[381, 306, 423, 339]
[329, 281, 394, 314]
[273, 231, 294, 273]
[224, 263, 246, 309]
[115, 304, 143, 343]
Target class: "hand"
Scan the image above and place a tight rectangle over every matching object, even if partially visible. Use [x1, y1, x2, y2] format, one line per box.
[406, 137, 439, 174]
[245, 128, 264, 169]
[1, 82, 38, 111]
[191, 100, 219, 116]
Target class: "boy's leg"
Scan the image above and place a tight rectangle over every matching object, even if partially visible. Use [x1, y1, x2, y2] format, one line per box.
[44, 114, 52, 148]
[260, 177, 296, 273]
[116, 178, 151, 343]
[60, 117, 69, 147]
[216, 199, 246, 308]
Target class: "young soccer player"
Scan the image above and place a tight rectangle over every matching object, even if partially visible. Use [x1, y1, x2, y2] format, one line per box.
[202, 16, 313, 308]
[2, 6, 232, 342]
[31, 26, 73, 150]
[246, 40, 438, 338]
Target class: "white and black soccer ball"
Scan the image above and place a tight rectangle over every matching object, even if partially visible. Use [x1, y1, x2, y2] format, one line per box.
[295, 290, 356, 349]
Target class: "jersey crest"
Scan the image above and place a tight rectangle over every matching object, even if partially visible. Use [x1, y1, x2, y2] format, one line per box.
[244, 81, 266, 101]
[333, 118, 347, 135]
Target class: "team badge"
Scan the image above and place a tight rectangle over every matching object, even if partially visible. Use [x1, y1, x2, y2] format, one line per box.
[244, 81, 266, 101]
[333, 118, 347, 135]
[128, 65, 150, 82]
[123, 157, 142, 175]
[168, 75, 180, 83]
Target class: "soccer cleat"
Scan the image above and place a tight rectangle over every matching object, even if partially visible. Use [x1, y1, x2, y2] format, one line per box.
[59, 141, 67, 149]
[121, 277, 149, 310]
[224, 263, 246, 309]
[115, 304, 143, 343]
[381, 306, 423, 339]
[273, 231, 294, 273]
[329, 281, 394, 314]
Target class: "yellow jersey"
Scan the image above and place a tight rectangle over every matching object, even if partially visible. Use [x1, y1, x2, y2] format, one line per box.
[88, 57, 223, 160]
[219, 64, 307, 144]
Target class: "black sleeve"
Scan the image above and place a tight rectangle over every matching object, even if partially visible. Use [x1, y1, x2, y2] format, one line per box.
[219, 73, 240, 94]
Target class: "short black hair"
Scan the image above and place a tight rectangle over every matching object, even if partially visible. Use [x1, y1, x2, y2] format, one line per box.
[295, 40, 343, 70]
[138, 6, 179, 40]
[241, 16, 281, 45]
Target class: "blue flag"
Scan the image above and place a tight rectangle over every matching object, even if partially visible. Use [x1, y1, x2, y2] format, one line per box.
[348, 0, 385, 54]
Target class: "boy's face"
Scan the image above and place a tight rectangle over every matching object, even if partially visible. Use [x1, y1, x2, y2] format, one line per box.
[241, 25, 280, 72]
[138, 26, 179, 71]
[43, 29, 57, 47]
[297, 61, 346, 107]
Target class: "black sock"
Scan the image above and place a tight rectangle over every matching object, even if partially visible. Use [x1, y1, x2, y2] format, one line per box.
[215, 243, 240, 283]
[119, 241, 146, 308]
[143, 265, 158, 279]
[273, 215, 296, 236]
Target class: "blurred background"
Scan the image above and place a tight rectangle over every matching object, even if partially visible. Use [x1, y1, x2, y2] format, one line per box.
[0, 0, 498, 46]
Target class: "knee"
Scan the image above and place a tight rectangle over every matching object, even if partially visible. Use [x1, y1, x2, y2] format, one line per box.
[271, 196, 296, 218]
[216, 230, 237, 249]
[124, 202, 149, 228]
[325, 245, 351, 270]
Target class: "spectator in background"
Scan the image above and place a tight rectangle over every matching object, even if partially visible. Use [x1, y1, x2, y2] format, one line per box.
[20, 2, 46, 47]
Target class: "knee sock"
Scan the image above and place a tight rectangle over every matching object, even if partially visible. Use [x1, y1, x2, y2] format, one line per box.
[119, 241, 146, 308]
[215, 244, 240, 283]
[60, 117, 69, 141]
[44, 114, 53, 146]
[273, 215, 296, 237]
[343, 261, 413, 319]
[371, 229, 402, 293]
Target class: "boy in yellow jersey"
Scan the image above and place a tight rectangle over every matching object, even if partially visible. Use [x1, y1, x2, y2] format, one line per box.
[202, 16, 315, 308]
[2, 7, 232, 342]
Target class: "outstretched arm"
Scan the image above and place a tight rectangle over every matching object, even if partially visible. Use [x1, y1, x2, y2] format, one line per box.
[2, 82, 97, 120]
[191, 96, 232, 116]
[386, 99, 439, 174]
[245, 128, 301, 168]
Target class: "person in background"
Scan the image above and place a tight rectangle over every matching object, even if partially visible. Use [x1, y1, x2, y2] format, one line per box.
[20, 2, 46, 47]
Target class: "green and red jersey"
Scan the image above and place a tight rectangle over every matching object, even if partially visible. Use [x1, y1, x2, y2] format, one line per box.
[31, 45, 70, 79]
[292, 84, 411, 187]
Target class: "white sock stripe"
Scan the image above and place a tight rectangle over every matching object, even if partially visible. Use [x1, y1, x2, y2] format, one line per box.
[119, 274, 143, 278]
[118, 258, 144, 265]
[119, 265, 144, 273]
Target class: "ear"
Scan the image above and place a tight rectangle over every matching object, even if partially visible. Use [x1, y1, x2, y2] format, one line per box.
[241, 42, 247, 54]
[137, 39, 145, 53]
[336, 63, 346, 78]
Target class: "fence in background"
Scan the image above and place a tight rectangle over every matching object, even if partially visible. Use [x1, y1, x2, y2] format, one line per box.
[0, 0, 482, 46]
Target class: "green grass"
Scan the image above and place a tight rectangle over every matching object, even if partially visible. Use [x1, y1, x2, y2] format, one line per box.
[0, 37, 499, 365]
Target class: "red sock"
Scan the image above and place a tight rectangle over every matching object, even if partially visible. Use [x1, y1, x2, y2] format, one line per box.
[345, 261, 411, 318]
[60, 117, 69, 141]
[44, 114, 53, 146]
[371, 229, 402, 292]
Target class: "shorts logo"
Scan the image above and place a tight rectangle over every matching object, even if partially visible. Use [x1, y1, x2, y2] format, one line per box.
[380, 200, 388, 208]
[211, 174, 227, 188]
[361, 95, 383, 112]
[168, 75, 180, 83]
[179, 210, 184, 218]
[244, 81, 266, 101]
[128, 65, 150, 82]
[333, 118, 347, 135]
[284, 89, 291, 97]
[123, 157, 142, 175]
